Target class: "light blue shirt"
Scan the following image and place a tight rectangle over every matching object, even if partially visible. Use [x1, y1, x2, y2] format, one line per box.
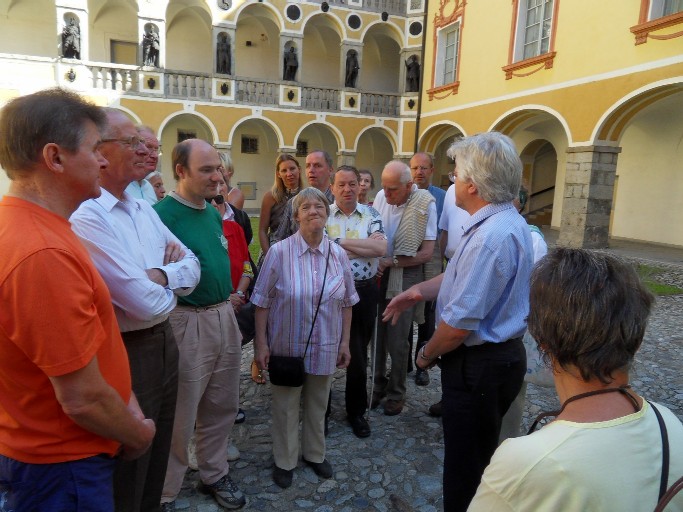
[436, 202, 533, 346]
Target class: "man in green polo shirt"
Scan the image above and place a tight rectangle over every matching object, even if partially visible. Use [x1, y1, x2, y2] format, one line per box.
[155, 139, 245, 511]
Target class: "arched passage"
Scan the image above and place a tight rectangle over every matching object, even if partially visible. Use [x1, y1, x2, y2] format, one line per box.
[295, 122, 340, 171]
[492, 108, 569, 228]
[166, 0, 213, 73]
[302, 14, 342, 88]
[360, 23, 402, 93]
[230, 118, 281, 211]
[418, 122, 465, 189]
[354, 127, 395, 200]
[89, 0, 138, 63]
[0, 0, 56, 57]
[234, 3, 281, 81]
[602, 85, 683, 246]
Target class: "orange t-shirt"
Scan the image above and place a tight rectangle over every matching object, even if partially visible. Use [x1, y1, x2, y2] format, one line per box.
[0, 196, 131, 463]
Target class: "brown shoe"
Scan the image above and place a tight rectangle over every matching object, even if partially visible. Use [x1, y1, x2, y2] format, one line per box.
[383, 399, 404, 416]
[428, 400, 442, 417]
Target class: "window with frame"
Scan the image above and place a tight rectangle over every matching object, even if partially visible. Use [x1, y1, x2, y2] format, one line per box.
[515, 0, 554, 61]
[650, 0, 683, 18]
[435, 23, 460, 87]
[241, 136, 258, 154]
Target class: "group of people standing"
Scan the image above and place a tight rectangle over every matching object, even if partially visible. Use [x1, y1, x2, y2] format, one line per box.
[1, 87, 682, 512]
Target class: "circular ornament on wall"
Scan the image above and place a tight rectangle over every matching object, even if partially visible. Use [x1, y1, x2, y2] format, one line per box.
[381, 11, 389, 21]
[217, 0, 231, 11]
[321, 2, 330, 12]
[347, 14, 361, 30]
[286, 4, 301, 21]
[409, 21, 422, 36]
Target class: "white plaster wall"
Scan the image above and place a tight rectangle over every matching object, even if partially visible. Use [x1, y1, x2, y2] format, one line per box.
[611, 93, 683, 246]
[166, 9, 212, 73]
[89, 3, 138, 63]
[301, 23, 341, 88]
[234, 15, 279, 81]
[0, 0, 56, 57]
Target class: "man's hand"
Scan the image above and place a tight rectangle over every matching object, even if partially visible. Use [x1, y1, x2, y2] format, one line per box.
[119, 394, 156, 461]
[229, 292, 246, 312]
[254, 339, 270, 374]
[163, 242, 185, 265]
[145, 268, 168, 287]
[382, 286, 424, 325]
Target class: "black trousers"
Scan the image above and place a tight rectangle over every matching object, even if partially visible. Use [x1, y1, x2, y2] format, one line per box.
[345, 280, 379, 418]
[441, 338, 526, 512]
[114, 319, 179, 512]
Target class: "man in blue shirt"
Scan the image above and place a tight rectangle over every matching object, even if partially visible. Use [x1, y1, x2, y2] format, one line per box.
[408, 152, 446, 386]
[383, 132, 533, 512]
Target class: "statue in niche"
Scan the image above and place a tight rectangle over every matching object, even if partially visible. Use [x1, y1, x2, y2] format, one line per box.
[62, 17, 81, 59]
[283, 46, 298, 81]
[405, 55, 421, 92]
[216, 34, 231, 75]
[345, 50, 359, 88]
[142, 25, 160, 67]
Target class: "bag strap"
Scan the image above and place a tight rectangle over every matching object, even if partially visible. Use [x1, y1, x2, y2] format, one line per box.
[302, 241, 331, 359]
[648, 401, 669, 502]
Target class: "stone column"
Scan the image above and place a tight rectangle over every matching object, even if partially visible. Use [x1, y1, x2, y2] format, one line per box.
[557, 145, 620, 248]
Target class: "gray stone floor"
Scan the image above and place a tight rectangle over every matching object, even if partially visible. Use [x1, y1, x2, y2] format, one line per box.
[177, 247, 683, 511]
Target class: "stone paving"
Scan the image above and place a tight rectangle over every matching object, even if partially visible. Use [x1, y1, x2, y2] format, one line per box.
[176, 254, 683, 512]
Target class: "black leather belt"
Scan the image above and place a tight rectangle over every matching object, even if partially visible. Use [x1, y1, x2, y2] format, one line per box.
[121, 318, 170, 339]
[354, 277, 377, 289]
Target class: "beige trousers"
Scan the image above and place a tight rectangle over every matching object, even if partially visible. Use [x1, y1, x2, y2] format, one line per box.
[270, 374, 334, 470]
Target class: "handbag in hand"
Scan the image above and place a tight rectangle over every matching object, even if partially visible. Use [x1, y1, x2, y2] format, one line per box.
[267, 242, 331, 387]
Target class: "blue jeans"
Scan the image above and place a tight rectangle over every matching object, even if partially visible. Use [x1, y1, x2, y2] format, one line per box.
[0, 454, 115, 512]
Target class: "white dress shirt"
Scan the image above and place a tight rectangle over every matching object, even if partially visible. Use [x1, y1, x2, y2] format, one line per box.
[438, 184, 471, 259]
[71, 189, 200, 332]
[125, 178, 157, 205]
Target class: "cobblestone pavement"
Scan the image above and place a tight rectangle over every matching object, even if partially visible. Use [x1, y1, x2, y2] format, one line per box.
[176, 253, 683, 512]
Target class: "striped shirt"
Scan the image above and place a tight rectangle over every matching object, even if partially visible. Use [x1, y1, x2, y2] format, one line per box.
[436, 202, 533, 346]
[326, 203, 385, 280]
[251, 232, 359, 375]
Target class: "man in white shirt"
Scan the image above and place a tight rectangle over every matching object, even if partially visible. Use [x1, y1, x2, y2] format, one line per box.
[371, 161, 437, 416]
[124, 126, 161, 205]
[71, 109, 200, 512]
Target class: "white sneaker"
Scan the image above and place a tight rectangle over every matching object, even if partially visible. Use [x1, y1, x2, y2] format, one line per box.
[188, 434, 198, 471]
[227, 439, 240, 462]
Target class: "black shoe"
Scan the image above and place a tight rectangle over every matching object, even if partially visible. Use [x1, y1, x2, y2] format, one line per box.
[348, 415, 371, 438]
[383, 399, 404, 416]
[302, 458, 333, 479]
[235, 408, 246, 424]
[428, 400, 443, 417]
[415, 368, 430, 386]
[273, 466, 293, 489]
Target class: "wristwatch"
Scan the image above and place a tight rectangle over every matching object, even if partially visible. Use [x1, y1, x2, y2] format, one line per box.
[235, 290, 245, 298]
[392, 256, 399, 267]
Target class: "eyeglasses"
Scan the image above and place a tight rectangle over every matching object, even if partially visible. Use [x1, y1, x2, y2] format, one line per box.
[145, 144, 162, 155]
[210, 195, 225, 205]
[99, 136, 145, 149]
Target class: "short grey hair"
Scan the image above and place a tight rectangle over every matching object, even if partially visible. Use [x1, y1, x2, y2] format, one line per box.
[529, 248, 654, 384]
[292, 187, 330, 218]
[384, 160, 412, 184]
[447, 132, 521, 204]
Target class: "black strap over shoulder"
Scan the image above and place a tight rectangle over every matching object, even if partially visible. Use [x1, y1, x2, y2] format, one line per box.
[648, 401, 670, 501]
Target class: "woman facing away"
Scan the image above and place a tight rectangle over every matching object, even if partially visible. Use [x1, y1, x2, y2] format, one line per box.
[251, 187, 358, 490]
[258, 154, 303, 256]
[468, 248, 683, 512]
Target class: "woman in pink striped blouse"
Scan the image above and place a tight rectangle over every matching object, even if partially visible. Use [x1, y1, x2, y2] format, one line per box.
[252, 187, 359, 490]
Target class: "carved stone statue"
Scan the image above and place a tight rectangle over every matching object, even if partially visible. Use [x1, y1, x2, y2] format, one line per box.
[216, 34, 231, 75]
[405, 55, 421, 92]
[142, 25, 160, 67]
[345, 50, 359, 88]
[283, 46, 298, 81]
[62, 18, 81, 60]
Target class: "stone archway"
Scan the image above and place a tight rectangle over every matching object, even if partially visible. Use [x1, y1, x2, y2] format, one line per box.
[158, 113, 215, 188]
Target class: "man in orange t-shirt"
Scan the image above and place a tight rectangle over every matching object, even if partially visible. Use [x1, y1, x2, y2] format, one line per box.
[0, 89, 156, 511]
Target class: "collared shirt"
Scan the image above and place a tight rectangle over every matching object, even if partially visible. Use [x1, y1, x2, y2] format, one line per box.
[326, 202, 386, 280]
[372, 185, 438, 257]
[71, 189, 200, 332]
[251, 232, 359, 375]
[427, 184, 446, 224]
[439, 184, 471, 259]
[436, 202, 533, 346]
[124, 179, 157, 206]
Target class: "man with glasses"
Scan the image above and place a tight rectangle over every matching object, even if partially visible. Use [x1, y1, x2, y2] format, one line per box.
[71, 108, 200, 512]
[407, 152, 446, 387]
[154, 139, 246, 511]
[125, 126, 161, 205]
